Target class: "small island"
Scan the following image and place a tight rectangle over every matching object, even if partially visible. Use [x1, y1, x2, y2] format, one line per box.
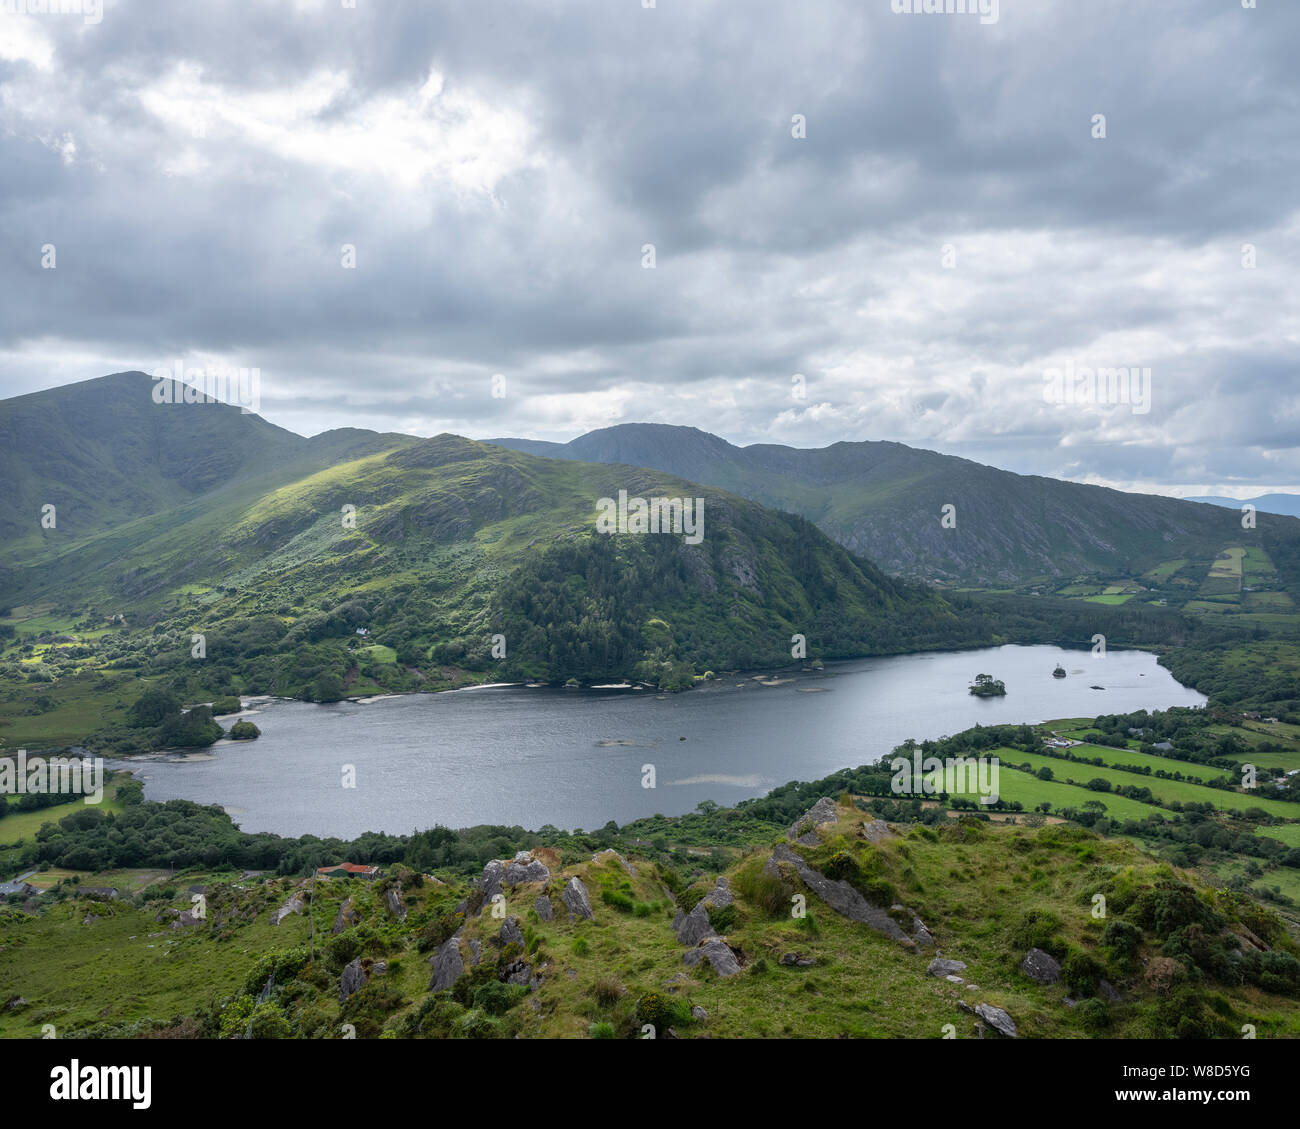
[968, 672, 1007, 697]
[1052, 664, 1066, 679]
[229, 720, 261, 740]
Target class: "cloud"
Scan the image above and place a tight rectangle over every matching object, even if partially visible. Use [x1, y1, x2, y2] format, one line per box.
[0, 0, 1296, 495]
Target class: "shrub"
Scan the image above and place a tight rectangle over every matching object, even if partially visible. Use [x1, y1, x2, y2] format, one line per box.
[1062, 949, 1106, 997]
[588, 1021, 616, 1039]
[572, 937, 591, 957]
[1008, 908, 1064, 958]
[707, 903, 736, 935]
[1076, 998, 1109, 1032]
[590, 977, 626, 1007]
[601, 889, 635, 913]
[1101, 919, 1143, 965]
[635, 992, 691, 1031]
[472, 981, 527, 1016]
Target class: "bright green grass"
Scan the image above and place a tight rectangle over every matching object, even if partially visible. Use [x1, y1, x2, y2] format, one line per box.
[0, 776, 132, 847]
[1144, 559, 1188, 580]
[1256, 824, 1300, 848]
[1057, 742, 1227, 783]
[996, 750, 1300, 819]
[1084, 594, 1133, 605]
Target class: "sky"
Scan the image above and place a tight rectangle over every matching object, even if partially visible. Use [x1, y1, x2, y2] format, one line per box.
[0, 0, 1296, 500]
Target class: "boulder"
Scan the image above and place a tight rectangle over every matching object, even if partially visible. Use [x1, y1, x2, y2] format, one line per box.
[927, 957, 968, 977]
[945, 974, 965, 984]
[339, 958, 367, 1003]
[911, 917, 935, 950]
[475, 861, 506, 915]
[1098, 979, 1122, 1002]
[779, 952, 815, 967]
[501, 959, 531, 986]
[682, 938, 741, 977]
[429, 934, 464, 992]
[691, 1006, 709, 1020]
[1021, 947, 1061, 985]
[468, 939, 482, 966]
[861, 819, 893, 843]
[706, 875, 732, 910]
[561, 877, 593, 920]
[534, 894, 554, 922]
[788, 797, 840, 845]
[975, 1003, 1017, 1038]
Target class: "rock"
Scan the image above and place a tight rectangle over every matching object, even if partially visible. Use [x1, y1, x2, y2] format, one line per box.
[706, 875, 732, 910]
[82, 914, 100, 925]
[1098, 978, 1122, 1002]
[1062, 997, 1077, 1008]
[332, 897, 359, 934]
[927, 957, 968, 977]
[682, 938, 741, 977]
[429, 934, 464, 992]
[269, 893, 305, 926]
[4, 997, 27, 1011]
[788, 796, 840, 845]
[475, 861, 505, 915]
[372, 961, 388, 976]
[534, 894, 554, 922]
[945, 974, 965, 984]
[674, 902, 716, 946]
[339, 958, 367, 1003]
[779, 952, 815, 967]
[1021, 947, 1061, 985]
[500, 916, 524, 947]
[766, 843, 911, 943]
[691, 1006, 709, 1020]
[469, 939, 482, 966]
[861, 819, 893, 843]
[504, 853, 551, 886]
[501, 959, 532, 986]
[561, 877, 593, 920]
[975, 1003, 1018, 1038]
[911, 917, 935, 950]
[385, 887, 407, 921]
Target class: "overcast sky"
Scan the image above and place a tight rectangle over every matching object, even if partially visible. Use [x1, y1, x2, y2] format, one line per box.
[1, 0, 1296, 498]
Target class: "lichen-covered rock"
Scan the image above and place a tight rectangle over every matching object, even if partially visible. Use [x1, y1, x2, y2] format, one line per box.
[339, 958, 367, 1003]
[975, 1003, 1017, 1038]
[475, 861, 506, 915]
[534, 894, 554, 922]
[1021, 947, 1061, 985]
[682, 938, 741, 977]
[927, 957, 968, 977]
[429, 934, 464, 992]
[788, 797, 840, 844]
[561, 876, 593, 920]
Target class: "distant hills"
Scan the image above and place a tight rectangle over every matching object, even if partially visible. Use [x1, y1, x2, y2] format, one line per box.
[487, 424, 1300, 588]
[1185, 494, 1300, 519]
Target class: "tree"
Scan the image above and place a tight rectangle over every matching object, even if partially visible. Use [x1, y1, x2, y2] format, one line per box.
[127, 686, 181, 728]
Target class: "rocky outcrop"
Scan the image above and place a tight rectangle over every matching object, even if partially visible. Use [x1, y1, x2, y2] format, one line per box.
[500, 916, 524, 947]
[504, 850, 551, 885]
[339, 958, 367, 1003]
[269, 893, 306, 926]
[475, 860, 506, 914]
[534, 894, 554, 922]
[673, 902, 716, 946]
[788, 797, 840, 845]
[765, 843, 910, 944]
[332, 897, 359, 935]
[927, 957, 968, 977]
[1098, 979, 1122, 1002]
[429, 934, 464, 992]
[1021, 948, 1061, 985]
[861, 819, 893, 843]
[682, 938, 741, 977]
[561, 877, 593, 920]
[385, 887, 407, 921]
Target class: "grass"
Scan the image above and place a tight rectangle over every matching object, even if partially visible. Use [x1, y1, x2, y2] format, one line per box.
[0, 775, 133, 847]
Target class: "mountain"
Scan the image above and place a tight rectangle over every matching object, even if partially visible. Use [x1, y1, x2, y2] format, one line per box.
[0, 371, 417, 565]
[0, 377, 1000, 737]
[1185, 494, 1300, 520]
[487, 424, 1300, 588]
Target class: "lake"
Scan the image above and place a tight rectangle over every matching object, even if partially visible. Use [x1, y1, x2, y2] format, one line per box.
[122, 644, 1206, 838]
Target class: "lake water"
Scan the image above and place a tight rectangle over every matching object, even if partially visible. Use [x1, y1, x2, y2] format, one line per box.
[122, 644, 1205, 839]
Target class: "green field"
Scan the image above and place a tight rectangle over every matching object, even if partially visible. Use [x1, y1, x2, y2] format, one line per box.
[0, 775, 132, 847]
[1055, 742, 1228, 783]
[997, 750, 1300, 819]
